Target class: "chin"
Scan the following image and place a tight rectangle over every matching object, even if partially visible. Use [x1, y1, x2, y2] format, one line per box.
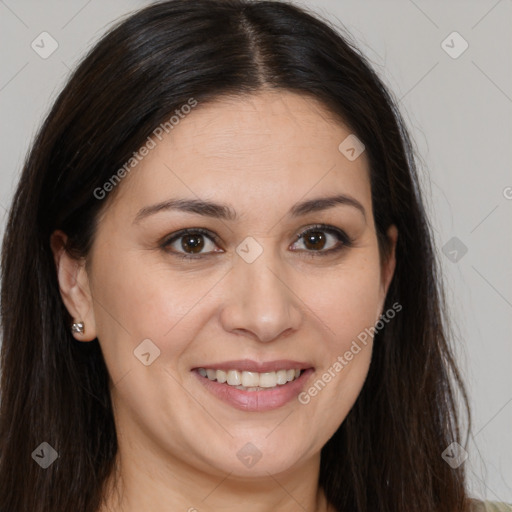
[200, 437, 313, 479]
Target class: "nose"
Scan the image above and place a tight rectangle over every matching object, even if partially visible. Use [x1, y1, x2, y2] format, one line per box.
[219, 247, 303, 343]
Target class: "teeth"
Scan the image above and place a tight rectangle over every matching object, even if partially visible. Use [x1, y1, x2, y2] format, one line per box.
[276, 369, 287, 385]
[241, 371, 259, 387]
[259, 372, 276, 388]
[198, 368, 303, 389]
[226, 370, 241, 386]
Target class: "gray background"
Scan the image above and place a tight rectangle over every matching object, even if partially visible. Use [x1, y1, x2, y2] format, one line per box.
[0, 0, 510, 503]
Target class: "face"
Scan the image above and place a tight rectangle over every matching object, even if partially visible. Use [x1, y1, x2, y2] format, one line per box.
[53, 91, 397, 480]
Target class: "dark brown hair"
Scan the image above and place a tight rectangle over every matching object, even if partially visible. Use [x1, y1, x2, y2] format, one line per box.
[0, 1, 471, 510]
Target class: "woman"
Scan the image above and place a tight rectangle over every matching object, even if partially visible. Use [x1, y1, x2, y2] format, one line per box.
[0, 1, 509, 511]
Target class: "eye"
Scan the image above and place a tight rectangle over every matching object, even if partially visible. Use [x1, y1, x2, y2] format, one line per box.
[161, 224, 352, 260]
[290, 224, 352, 256]
[162, 228, 222, 259]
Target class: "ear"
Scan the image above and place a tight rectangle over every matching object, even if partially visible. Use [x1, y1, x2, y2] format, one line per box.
[377, 224, 398, 318]
[50, 230, 97, 342]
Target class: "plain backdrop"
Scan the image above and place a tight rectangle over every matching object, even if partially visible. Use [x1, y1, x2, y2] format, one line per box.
[0, 0, 511, 503]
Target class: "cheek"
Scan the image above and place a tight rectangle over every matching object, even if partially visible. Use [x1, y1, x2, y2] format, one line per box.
[88, 251, 204, 380]
[306, 259, 383, 347]
[295, 263, 381, 433]
[297, 254, 382, 406]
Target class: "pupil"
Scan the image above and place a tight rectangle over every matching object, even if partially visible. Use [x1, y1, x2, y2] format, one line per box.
[182, 234, 204, 253]
[304, 231, 325, 250]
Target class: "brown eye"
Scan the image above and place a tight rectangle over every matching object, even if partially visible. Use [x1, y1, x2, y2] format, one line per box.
[163, 228, 221, 258]
[291, 224, 352, 256]
[181, 233, 205, 253]
[303, 230, 327, 251]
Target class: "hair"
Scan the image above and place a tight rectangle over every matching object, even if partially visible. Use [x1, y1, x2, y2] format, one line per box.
[0, 0, 472, 510]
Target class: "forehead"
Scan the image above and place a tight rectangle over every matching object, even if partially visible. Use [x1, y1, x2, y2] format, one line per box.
[110, 91, 371, 219]
[163, 92, 355, 160]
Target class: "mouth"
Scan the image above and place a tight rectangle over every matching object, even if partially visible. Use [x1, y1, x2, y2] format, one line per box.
[196, 367, 303, 392]
[191, 360, 314, 412]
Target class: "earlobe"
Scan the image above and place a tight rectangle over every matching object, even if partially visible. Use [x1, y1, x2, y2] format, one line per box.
[50, 230, 97, 342]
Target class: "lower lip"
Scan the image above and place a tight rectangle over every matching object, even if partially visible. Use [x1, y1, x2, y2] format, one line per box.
[193, 368, 314, 412]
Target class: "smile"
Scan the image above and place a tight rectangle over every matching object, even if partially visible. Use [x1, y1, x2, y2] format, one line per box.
[192, 361, 314, 412]
[197, 368, 302, 391]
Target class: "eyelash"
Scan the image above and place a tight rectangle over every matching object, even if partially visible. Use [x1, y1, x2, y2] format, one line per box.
[161, 224, 353, 261]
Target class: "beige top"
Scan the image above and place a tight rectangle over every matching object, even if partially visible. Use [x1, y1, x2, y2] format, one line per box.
[470, 499, 512, 511]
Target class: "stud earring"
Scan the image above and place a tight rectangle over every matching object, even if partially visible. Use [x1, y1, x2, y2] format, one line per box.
[71, 321, 85, 335]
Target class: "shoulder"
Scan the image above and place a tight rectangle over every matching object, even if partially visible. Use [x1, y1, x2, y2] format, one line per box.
[468, 499, 512, 512]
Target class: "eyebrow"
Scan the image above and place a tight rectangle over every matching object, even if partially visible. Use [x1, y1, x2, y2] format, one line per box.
[133, 193, 366, 223]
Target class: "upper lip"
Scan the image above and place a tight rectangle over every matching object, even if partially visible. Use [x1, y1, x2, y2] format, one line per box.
[192, 359, 313, 373]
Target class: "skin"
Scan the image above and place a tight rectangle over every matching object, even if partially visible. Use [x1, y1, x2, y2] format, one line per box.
[51, 90, 397, 512]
